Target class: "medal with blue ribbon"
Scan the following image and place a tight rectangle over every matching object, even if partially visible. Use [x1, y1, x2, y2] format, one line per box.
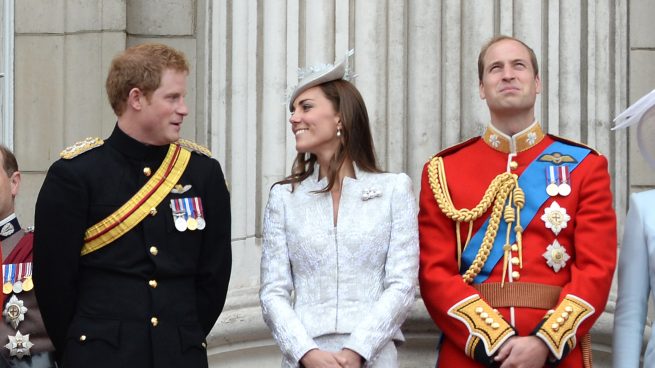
[461, 141, 591, 283]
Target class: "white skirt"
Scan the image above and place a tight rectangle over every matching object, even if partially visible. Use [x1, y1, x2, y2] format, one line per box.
[281, 333, 398, 368]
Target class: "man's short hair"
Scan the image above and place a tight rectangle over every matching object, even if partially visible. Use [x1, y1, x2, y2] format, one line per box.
[106, 43, 189, 116]
[0, 144, 18, 177]
[477, 35, 539, 82]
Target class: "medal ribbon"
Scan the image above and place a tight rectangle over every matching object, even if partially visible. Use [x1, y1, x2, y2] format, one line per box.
[194, 197, 204, 218]
[184, 198, 196, 219]
[82, 144, 191, 255]
[461, 141, 591, 283]
[2, 264, 10, 284]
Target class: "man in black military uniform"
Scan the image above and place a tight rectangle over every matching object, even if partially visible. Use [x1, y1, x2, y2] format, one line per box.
[33, 43, 232, 368]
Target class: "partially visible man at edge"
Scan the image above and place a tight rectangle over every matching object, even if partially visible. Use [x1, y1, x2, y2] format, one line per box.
[33, 43, 232, 368]
[418, 36, 616, 368]
[0, 145, 56, 367]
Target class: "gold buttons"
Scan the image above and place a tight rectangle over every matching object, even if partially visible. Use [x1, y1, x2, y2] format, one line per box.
[149, 208, 157, 216]
[485, 318, 494, 325]
[201, 342, 207, 348]
[565, 306, 574, 313]
[79, 335, 87, 342]
[556, 317, 564, 324]
[511, 257, 520, 266]
[551, 323, 560, 331]
[149, 280, 158, 288]
[151, 317, 159, 327]
[491, 322, 500, 330]
[510, 244, 518, 252]
[143, 167, 152, 176]
[561, 312, 569, 320]
[475, 307, 484, 314]
[509, 161, 518, 170]
[149, 246, 158, 256]
[480, 312, 489, 319]
[511, 271, 520, 280]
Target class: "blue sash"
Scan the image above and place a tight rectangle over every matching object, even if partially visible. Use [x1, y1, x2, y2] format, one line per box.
[460, 141, 591, 283]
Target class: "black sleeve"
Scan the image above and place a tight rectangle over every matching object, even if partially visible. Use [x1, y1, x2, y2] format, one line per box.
[33, 160, 87, 354]
[195, 158, 232, 335]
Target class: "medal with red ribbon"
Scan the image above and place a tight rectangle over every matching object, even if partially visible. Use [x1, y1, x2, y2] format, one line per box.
[545, 165, 572, 197]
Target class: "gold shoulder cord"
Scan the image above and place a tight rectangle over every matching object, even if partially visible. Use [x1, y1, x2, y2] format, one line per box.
[428, 156, 525, 284]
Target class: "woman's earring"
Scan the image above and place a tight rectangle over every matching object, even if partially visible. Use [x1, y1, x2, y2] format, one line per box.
[337, 128, 342, 137]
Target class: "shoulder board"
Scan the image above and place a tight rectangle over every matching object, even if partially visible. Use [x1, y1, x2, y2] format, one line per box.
[176, 139, 212, 157]
[60, 137, 104, 159]
[428, 137, 481, 161]
[548, 134, 600, 155]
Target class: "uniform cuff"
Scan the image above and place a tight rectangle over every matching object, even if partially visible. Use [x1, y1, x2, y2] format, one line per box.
[534, 294, 594, 360]
[448, 295, 515, 363]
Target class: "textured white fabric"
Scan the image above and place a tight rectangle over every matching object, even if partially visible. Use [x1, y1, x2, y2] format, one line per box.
[613, 190, 655, 367]
[260, 165, 419, 367]
[278, 334, 398, 368]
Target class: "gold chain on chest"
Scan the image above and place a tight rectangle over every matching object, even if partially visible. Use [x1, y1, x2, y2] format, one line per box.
[427, 156, 525, 284]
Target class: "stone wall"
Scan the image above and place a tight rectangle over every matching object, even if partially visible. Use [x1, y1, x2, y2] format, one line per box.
[8, 0, 654, 367]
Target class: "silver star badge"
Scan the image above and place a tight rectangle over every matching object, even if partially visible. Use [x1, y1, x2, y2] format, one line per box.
[543, 240, 571, 272]
[540, 201, 571, 235]
[3, 295, 28, 329]
[489, 134, 500, 148]
[5, 331, 33, 359]
[526, 131, 537, 145]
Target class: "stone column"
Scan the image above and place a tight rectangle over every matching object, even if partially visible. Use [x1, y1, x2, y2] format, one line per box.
[13, 0, 126, 223]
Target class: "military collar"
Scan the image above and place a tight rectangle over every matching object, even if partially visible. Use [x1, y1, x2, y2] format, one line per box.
[106, 125, 170, 161]
[482, 121, 545, 153]
[0, 214, 20, 240]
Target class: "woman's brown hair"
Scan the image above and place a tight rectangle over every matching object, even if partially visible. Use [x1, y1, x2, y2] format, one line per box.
[278, 79, 382, 192]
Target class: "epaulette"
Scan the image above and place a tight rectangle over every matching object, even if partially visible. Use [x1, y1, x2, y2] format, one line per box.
[60, 137, 104, 159]
[427, 137, 481, 162]
[548, 134, 600, 155]
[176, 139, 212, 157]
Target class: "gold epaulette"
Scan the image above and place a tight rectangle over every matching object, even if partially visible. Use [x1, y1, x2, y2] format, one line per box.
[548, 134, 600, 155]
[536, 294, 594, 359]
[176, 139, 212, 157]
[60, 137, 104, 159]
[448, 295, 515, 357]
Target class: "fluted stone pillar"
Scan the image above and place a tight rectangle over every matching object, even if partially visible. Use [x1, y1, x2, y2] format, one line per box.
[207, 1, 628, 367]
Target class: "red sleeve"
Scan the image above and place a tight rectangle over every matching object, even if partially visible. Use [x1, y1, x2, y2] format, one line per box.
[533, 154, 617, 359]
[418, 161, 515, 363]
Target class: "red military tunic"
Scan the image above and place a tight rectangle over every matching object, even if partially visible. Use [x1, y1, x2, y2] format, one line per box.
[418, 122, 616, 367]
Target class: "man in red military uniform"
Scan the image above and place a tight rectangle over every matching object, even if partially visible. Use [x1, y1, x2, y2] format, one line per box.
[0, 145, 56, 367]
[418, 36, 616, 367]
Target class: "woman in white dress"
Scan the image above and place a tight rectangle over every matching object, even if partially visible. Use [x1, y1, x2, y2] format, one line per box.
[613, 89, 655, 367]
[259, 53, 419, 368]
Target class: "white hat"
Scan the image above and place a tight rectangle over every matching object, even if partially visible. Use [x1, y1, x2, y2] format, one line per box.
[288, 49, 354, 111]
[613, 89, 655, 169]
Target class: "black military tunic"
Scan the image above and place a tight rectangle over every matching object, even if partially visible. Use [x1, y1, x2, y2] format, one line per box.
[33, 126, 232, 368]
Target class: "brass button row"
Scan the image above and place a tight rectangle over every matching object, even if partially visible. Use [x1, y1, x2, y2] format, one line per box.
[550, 305, 574, 332]
[474, 306, 500, 330]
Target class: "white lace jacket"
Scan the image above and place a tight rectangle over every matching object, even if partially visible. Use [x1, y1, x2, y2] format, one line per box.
[260, 166, 419, 365]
